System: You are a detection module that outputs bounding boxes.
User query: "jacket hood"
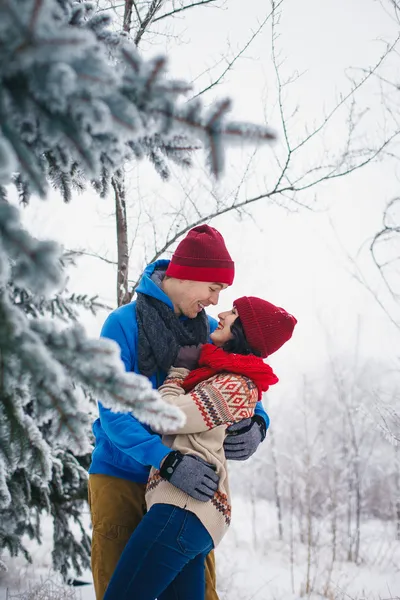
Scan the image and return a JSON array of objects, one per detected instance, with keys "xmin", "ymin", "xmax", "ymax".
[{"xmin": 136, "ymin": 260, "xmax": 173, "ymax": 310}]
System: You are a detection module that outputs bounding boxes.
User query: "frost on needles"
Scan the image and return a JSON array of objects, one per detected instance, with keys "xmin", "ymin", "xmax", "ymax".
[{"xmin": 0, "ymin": 0, "xmax": 274, "ymax": 199}]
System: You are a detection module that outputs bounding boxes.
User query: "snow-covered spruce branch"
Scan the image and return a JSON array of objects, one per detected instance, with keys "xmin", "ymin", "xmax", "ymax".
[
  {"xmin": 0, "ymin": 203, "xmax": 110, "ymax": 318},
  {"xmin": 0, "ymin": 0, "xmax": 274, "ymax": 200},
  {"xmin": 0, "ymin": 203, "xmax": 63, "ymax": 294},
  {"xmin": 9, "ymin": 285, "xmax": 110, "ymax": 321},
  {"xmin": 0, "ymin": 290, "xmax": 184, "ymax": 457},
  {"xmin": 30, "ymin": 320, "xmax": 186, "ymax": 431},
  {"xmin": 0, "ymin": 206, "xmax": 184, "ymax": 491}
]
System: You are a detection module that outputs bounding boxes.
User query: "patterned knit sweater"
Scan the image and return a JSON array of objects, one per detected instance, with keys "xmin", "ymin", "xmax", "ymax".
[{"xmin": 146, "ymin": 366, "xmax": 258, "ymax": 547}]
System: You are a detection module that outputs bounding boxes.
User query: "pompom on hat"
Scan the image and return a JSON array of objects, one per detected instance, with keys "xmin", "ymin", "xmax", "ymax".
[
  {"xmin": 234, "ymin": 296, "xmax": 297, "ymax": 358},
  {"xmin": 165, "ymin": 225, "xmax": 234, "ymax": 286}
]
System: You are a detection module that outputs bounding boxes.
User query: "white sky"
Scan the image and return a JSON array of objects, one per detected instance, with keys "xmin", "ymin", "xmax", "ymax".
[{"xmin": 20, "ymin": 0, "xmax": 400, "ymax": 398}]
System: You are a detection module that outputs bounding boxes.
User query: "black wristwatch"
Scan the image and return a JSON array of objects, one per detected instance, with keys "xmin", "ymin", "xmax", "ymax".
[{"xmin": 159, "ymin": 451, "xmax": 183, "ymax": 480}]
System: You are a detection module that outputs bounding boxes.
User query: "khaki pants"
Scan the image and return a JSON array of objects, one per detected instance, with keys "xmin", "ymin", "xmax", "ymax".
[{"xmin": 88, "ymin": 474, "xmax": 219, "ymax": 600}]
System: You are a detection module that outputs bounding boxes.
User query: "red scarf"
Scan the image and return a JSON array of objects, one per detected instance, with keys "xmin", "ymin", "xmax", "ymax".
[{"xmin": 182, "ymin": 344, "xmax": 279, "ymax": 400}]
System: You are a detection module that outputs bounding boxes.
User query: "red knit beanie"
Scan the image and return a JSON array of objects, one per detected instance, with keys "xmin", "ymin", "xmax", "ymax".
[
  {"xmin": 165, "ymin": 225, "xmax": 235, "ymax": 285},
  {"xmin": 234, "ymin": 296, "xmax": 297, "ymax": 358}
]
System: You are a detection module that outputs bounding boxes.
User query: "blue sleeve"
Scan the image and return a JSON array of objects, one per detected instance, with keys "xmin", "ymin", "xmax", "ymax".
[
  {"xmin": 99, "ymin": 309, "xmax": 172, "ymax": 469},
  {"xmin": 207, "ymin": 315, "xmax": 218, "ymax": 336},
  {"xmin": 255, "ymin": 400, "xmax": 270, "ymax": 431},
  {"xmin": 101, "ymin": 310, "xmax": 134, "ymax": 372},
  {"xmin": 98, "ymin": 403, "xmax": 172, "ymax": 469}
]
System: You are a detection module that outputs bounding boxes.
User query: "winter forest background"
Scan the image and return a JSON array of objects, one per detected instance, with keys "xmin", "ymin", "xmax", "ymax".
[{"xmin": 1, "ymin": 0, "xmax": 400, "ymax": 598}]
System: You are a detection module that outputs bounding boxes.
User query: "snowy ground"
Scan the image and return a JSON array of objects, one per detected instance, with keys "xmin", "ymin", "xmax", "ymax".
[
  {"xmin": 217, "ymin": 498, "xmax": 400, "ymax": 600},
  {"xmin": 1, "ymin": 498, "xmax": 399, "ymax": 600}
]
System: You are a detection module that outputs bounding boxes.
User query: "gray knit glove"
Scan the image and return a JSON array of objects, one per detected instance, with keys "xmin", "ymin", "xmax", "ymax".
[
  {"xmin": 175, "ymin": 345, "xmax": 202, "ymax": 370},
  {"xmin": 160, "ymin": 451, "xmax": 219, "ymax": 502},
  {"xmin": 224, "ymin": 416, "xmax": 267, "ymax": 461}
]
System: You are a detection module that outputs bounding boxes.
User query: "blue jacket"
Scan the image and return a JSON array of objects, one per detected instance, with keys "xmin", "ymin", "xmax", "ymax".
[{"xmin": 89, "ymin": 259, "xmax": 270, "ymax": 483}]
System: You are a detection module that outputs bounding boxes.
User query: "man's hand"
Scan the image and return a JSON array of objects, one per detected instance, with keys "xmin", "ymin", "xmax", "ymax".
[
  {"xmin": 175, "ymin": 345, "xmax": 202, "ymax": 370},
  {"xmin": 160, "ymin": 451, "xmax": 219, "ymax": 502},
  {"xmin": 224, "ymin": 416, "xmax": 267, "ymax": 461}
]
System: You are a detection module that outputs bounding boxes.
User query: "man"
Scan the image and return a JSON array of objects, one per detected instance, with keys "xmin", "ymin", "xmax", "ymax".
[{"xmin": 88, "ymin": 225, "xmax": 269, "ymax": 600}]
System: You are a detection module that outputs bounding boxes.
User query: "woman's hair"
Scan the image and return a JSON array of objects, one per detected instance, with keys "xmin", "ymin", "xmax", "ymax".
[{"xmin": 222, "ymin": 317, "xmax": 261, "ymax": 357}]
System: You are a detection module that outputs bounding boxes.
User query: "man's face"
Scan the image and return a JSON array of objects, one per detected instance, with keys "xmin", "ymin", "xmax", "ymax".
[{"xmin": 176, "ymin": 280, "xmax": 228, "ymax": 318}]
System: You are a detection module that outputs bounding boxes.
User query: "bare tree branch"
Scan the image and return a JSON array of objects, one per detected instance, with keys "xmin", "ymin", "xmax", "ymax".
[
  {"xmin": 134, "ymin": 0, "xmax": 164, "ymax": 45},
  {"xmin": 370, "ymin": 197, "xmax": 400, "ymax": 301},
  {"xmin": 127, "ymin": 179, "xmax": 308, "ymax": 295},
  {"xmin": 295, "ymin": 35, "xmax": 400, "ymax": 155},
  {"xmin": 132, "ymin": 0, "xmax": 142, "ymax": 25},
  {"xmin": 71, "ymin": 250, "xmax": 118, "ymax": 266},
  {"xmin": 191, "ymin": 2, "xmax": 282, "ymax": 100},
  {"xmin": 153, "ymin": 0, "xmax": 221, "ymax": 23},
  {"xmin": 123, "ymin": 0, "xmax": 134, "ymax": 32},
  {"xmin": 328, "ymin": 216, "xmax": 400, "ymax": 331},
  {"xmin": 270, "ymin": 0, "xmax": 291, "ymax": 190}
]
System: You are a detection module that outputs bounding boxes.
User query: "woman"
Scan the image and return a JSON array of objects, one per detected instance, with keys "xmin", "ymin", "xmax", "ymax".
[{"xmin": 104, "ymin": 296, "xmax": 297, "ymax": 600}]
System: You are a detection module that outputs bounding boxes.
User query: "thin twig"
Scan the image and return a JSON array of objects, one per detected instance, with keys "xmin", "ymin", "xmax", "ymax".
[
  {"xmin": 71, "ymin": 249, "xmax": 117, "ymax": 266},
  {"xmin": 191, "ymin": 2, "xmax": 282, "ymax": 99},
  {"xmin": 134, "ymin": 0, "xmax": 164, "ymax": 46},
  {"xmin": 153, "ymin": 0, "xmax": 220, "ymax": 23}
]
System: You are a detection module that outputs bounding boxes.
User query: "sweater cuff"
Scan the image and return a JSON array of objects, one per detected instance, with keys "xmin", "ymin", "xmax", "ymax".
[{"xmin": 165, "ymin": 367, "xmax": 190, "ymax": 386}]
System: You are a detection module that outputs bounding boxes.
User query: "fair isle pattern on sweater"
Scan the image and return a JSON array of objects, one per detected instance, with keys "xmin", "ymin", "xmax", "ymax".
[
  {"xmin": 211, "ymin": 490, "xmax": 231, "ymax": 526},
  {"xmin": 146, "ymin": 471, "xmax": 162, "ymax": 493},
  {"xmin": 192, "ymin": 373, "xmax": 258, "ymax": 428},
  {"xmin": 146, "ymin": 473, "xmax": 232, "ymax": 527}
]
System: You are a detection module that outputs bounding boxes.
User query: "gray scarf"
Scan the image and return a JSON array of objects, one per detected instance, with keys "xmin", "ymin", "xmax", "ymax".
[{"xmin": 136, "ymin": 273, "xmax": 209, "ymax": 377}]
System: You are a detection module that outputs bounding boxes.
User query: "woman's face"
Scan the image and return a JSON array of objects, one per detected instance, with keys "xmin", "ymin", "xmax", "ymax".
[{"xmin": 210, "ymin": 307, "xmax": 239, "ymax": 347}]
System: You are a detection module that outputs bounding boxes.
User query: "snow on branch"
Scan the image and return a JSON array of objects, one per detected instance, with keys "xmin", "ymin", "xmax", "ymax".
[
  {"xmin": 0, "ymin": 287, "xmax": 184, "ymax": 466},
  {"xmin": 30, "ymin": 320, "xmax": 186, "ymax": 431},
  {"xmin": 0, "ymin": 0, "xmax": 275, "ymax": 200},
  {"xmin": 0, "ymin": 202, "xmax": 63, "ymax": 294}
]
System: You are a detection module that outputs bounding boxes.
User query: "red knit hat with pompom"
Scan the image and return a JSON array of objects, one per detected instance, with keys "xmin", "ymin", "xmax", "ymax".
[
  {"xmin": 166, "ymin": 225, "xmax": 234, "ymax": 285},
  {"xmin": 234, "ymin": 296, "xmax": 297, "ymax": 358}
]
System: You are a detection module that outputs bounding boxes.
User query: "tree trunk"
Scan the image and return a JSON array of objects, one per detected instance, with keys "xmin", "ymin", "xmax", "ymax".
[
  {"xmin": 112, "ymin": 173, "xmax": 131, "ymax": 307},
  {"xmin": 395, "ymin": 446, "xmax": 400, "ymax": 541},
  {"xmin": 250, "ymin": 487, "xmax": 258, "ymax": 550},
  {"xmin": 354, "ymin": 457, "xmax": 361, "ymax": 564},
  {"xmin": 289, "ymin": 467, "xmax": 295, "ymax": 594},
  {"xmin": 123, "ymin": 0, "xmax": 134, "ymax": 32},
  {"xmin": 270, "ymin": 428, "xmax": 284, "ymax": 540},
  {"xmin": 347, "ymin": 469, "xmax": 353, "ymax": 561},
  {"xmin": 323, "ymin": 475, "xmax": 337, "ymax": 597},
  {"xmin": 304, "ymin": 471, "xmax": 312, "ymax": 595},
  {"xmin": 110, "ymin": 0, "xmax": 137, "ymax": 308}
]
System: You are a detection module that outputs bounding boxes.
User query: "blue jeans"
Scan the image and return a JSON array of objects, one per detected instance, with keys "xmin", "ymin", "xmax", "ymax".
[{"xmin": 103, "ymin": 503, "xmax": 214, "ymax": 600}]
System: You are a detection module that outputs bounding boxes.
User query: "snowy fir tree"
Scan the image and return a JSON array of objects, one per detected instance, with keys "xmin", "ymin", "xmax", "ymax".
[
  {"xmin": 0, "ymin": 198, "xmax": 188, "ymax": 574},
  {"xmin": 0, "ymin": 0, "xmax": 274, "ymax": 576},
  {"xmin": 0, "ymin": 258, "xmax": 108, "ymax": 577}
]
